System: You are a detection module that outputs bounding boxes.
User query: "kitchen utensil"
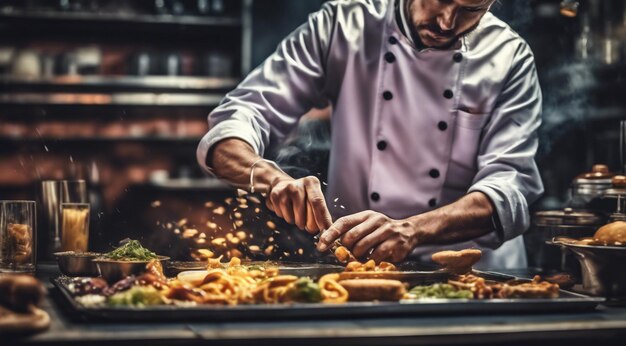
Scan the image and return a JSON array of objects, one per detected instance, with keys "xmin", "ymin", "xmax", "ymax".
[{"xmin": 54, "ymin": 251, "xmax": 101, "ymax": 277}]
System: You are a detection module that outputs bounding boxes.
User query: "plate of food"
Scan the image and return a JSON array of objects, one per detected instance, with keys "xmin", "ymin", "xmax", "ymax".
[{"xmin": 51, "ymin": 249, "xmax": 604, "ymax": 322}]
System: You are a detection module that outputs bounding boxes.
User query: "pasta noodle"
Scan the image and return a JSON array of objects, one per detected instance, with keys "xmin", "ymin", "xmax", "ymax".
[{"xmin": 167, "ymin": 258, "xmax": 346, "ymax": 305}]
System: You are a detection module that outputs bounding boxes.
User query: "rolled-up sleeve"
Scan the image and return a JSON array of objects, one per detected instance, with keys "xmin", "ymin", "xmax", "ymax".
[
  {"xmin": 196, "ymin": 3, "xmax": 336, "ymax": 173},
  {"xmin": 468, "ymin": 43, "xmax": 544, "ymax": 248}
]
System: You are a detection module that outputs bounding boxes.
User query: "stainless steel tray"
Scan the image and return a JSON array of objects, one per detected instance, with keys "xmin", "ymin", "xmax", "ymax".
[{"xmin": 51, "ymin": 267, "xmax": 604, "ymax": 322}]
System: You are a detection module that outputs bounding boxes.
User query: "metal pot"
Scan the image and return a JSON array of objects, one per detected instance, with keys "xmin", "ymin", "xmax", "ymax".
[
  {"xmin": 527, "ymin": 208, "xmax": 605, "ymax": 273},
  {"xmin": 552, "ymin": 237, "xmax": 626, "ymax": 300},
  {"xmin": 570, "ymin": 164, "xmax": 614, "ymax": 209}
]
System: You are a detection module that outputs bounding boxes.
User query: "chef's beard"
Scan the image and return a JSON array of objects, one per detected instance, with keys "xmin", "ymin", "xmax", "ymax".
[{"xmin": 412, "ymin": 21, "xmax": 481, "ymax": 50}]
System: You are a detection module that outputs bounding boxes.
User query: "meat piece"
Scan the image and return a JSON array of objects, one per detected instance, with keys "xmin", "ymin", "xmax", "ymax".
[
  {"xmin": 339, "ymin": 279, "xmax": 406, "ymax": 301},
  {"xmin": 432, "ymin": 249, "xmax": 482, "ymax": 274},
  {"xmin": 0, "ymin": 275, "xmax": 45, "ymax": 312},
  {"xmin": 594, "ymin": 221, "xmax": 626, "ymax": 245}
]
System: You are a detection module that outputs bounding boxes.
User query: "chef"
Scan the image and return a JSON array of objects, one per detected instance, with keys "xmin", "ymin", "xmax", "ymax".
[{"xmin": 197, "ymin": 0, "xmax": 543, "ymax": 269}]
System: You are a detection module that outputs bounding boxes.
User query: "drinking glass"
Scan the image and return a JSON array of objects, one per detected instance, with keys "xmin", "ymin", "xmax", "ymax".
[{"xmin": 0, "ymin": 200, "xmax": 36, "ymax": 273}]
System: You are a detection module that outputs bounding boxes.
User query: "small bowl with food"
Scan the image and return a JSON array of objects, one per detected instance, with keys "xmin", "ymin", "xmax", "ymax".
[
  {"xmin": 93, "ymin": 240, "xmax": 169, "ymax": 283},
  {"xmin": 54, "ymin": 251, "xmax": 101, "ymax": 277},
  {"xmin": 551, "ymin": 221, "xmax": 626, "ymax": 299}
]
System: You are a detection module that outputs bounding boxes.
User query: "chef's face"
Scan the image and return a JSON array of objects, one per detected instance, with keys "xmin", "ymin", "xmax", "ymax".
[{"xmin": 408, "ymin": 0, "xmax": 494, "ymax": 48}]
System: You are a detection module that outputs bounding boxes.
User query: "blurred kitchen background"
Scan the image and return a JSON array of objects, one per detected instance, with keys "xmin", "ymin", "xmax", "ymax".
[{"xmin": 1, "ymin": 0, "xmax": 625, "ymax": 266}]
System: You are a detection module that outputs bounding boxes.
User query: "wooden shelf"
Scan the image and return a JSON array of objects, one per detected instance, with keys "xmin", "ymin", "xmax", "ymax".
[
  {"xmin": 0, "ymin": 10, "xmax": 242, "ymax": 28},
  {"xmin": 0, "ymin": 92, "xmax": 223, "ymax": 107},
  {"xmin": 0, "ymin": 76, "xmax": 240, "ymax": 92}
]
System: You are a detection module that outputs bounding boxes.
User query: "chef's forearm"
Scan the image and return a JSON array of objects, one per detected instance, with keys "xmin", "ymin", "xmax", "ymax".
[
  {"xmin": 408, "ymin": 192, "xmax": 495, "ymax": 245},
  {"xmin": 210, "ymin": 138, "xmax": 291, "ymax": 192}
]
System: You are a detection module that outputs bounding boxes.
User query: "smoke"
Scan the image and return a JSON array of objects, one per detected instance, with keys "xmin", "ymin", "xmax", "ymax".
[
  {"xmin": 271, "ymin": 117, "xmax": 331, "ymax": 181},
  {"xmin": 537, "ymin": 61, "xmax": 597, "ymax": 158}
]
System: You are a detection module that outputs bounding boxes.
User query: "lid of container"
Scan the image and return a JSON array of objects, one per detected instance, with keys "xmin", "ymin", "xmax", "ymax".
[
  {"xmin": 533, "ymin": 208, "xmax": 605, "ymax": 226},
  {"xmin": 574, "ymin": 164, "xmax": 615, "ymax": 181}
]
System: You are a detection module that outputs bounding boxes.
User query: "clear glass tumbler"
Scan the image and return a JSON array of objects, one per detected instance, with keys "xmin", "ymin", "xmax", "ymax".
[
  {"xmin": 60, "ymin": 203, "xmax": 90, "ymax": 252},
  {"xmin": 0, "ymin": 200, "xmax": 37, "ymax": 273}
]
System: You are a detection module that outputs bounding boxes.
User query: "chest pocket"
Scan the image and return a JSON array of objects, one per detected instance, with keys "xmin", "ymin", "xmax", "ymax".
[{"xmin": 447, "ymin": 110, "xmax": 490, "ymax": 189}]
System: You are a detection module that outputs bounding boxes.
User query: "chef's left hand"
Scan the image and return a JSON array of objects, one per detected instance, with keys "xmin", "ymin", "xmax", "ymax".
[{"xmin": 316, "ymin": 210, "xmax": 418, "ymax": 263}]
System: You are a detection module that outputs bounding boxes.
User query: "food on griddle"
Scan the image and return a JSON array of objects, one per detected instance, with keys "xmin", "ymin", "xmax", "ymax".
[
  {"xmin": 404, "ymin": 283, "xmax": 473, "ymax": 300},
  {"xmin": 338, "ymin": 279, "xmax": 406, "ymax": 301},
  {"xmin": 334, "ymin": 246, "xmax": 354, "ymax": 263},
  {"xmin": 497, "ymin": 276, "xmax": 560, "ymax": 299},
  {"xmin": 593, "ymin": 221, "xmax": 626, "ymax": 246},
  {"xmin": 0, "ymin": 275, "xmax": 45, "ymax": 312},
  {"xmin": 103, "ymin": 240, "xmax": 158, "ymax": 261},
  {"xmin": 344, "ymin": 260, "xmax": 397, "ymax": 272},
  {"xmin": 108, "ymin": 286, "xmax": 165, "ymax": 307},
  {"xmin": 431, "ymin": 249, "xmax": 482, "ymax": 274},
  {"xmin": 68, "ymin": 278, "xmax": 108, "ymax": 296},
  {"xmin": 448, "ymin": 274, "xmax": 560, "ymax": 299}
]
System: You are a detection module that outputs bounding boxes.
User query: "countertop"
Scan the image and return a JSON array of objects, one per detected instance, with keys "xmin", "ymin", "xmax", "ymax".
[{"xmin": 9, "ymin": 264, "xmax": 626, "ymax": 346}]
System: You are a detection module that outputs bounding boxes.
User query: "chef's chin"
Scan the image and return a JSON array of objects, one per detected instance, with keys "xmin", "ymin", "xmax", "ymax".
[{"xmin": 418, "ymin": 31, "xmax": 455, "ymax": 49}]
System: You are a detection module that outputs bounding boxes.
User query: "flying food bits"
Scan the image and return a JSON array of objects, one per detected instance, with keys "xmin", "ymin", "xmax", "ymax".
[
  {"xmin": 248, "ymin": 245, "xmax": 261, "ymax": 253},
  {"xmin": 191, "ymin": 249, "xmax": 214, "ymax": 261},
  {"xmin": 264, "ymin": 245, "xmax": 274, "ymax": 256},
  {"xmin": 204, "ymin": 201, "xmax": 215, "ymax": 208},
  {"xmin": 297, "ymin": 248, "xmax": 304, "ymax": 255},
  {"xmin": 234, "ymin": 212, "xmax": 242, "ymax": 219},
  {"xmin": 234, "ymin": 220, "xmax": 244, "ymax": 228},
  {"xmin": 266, "ymin": 221, "xmax": 276, "ymax": 230},
  {"xmin": 206, "ymin": 222, "xmax": 217, "ymax": 229},
  {"xmin": 236, "ymin": 231, "xmax": 247, "ymax": 240},
  {"xmin": 212, "ymin": 206, "xmax": 226, "ymax": 215},
  {"xmin": 177, "ymin": 218, "xmax": 188, "ymax": 227},
  {"xmin": 182, "ymin": 228, "xmax": 198, "ymax": 239},
  {"xmin": 254, "ymin": 208, "xmax": 261, "ymax": 214},
  {"xmin": 229, "ymin": 249, "xmax": 243, "ymax": 259},
  {"xmin": 211, "ymin": 238, "xmax": 226, "ymax": 247},
  {"xmin": 196, "ymin": 238, "xmax": 207, "ymax": 245},
  {"xmin": 150, "ymin": 200, "xmax": 161, "ymax": 208},
  {"xmin": 224, "ymin": 198, "xmax": 234, "ymax": 205},
  {"xmin": 248, "ymin": 196, "xmax": 261, "ymax": 204}
]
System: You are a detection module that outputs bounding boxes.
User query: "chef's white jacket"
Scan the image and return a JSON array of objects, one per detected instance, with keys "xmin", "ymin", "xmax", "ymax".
[{"xmin": 197, "ymin": 0, "xmax": 544, "ymax": 269}]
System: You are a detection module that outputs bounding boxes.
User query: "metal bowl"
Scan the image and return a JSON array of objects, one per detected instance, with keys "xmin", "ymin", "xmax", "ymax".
[
  {"xmin": 53, "ymin": 251, "xmax": 101, "ymax": 277},
  {"xmin": 551, "ymin": 237, "xmax": 626, "ymax": 299},
  {"xmin": 93, "ymin": 256, "xmax": 170, "ymax": 283}
]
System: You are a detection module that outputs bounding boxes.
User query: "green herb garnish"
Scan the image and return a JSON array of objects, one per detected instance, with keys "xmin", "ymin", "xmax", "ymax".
[
  {"xmin": 104, "ymin": 240, "xmax": 158, "ymax": 261},
  {"xmin": 406, "ymin": 283, "xmax": 473, "ymax": 299},
  {"xmin": 289, "ymin": 277, "xmax": 322, "ymax": 303}
]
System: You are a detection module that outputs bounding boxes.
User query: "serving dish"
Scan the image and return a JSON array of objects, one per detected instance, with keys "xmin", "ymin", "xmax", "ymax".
[
  {"xmin": 51, "ymin": 267, "xmax": 604, "ymax": 322},
  {"xmin": 93, "ymin": 256, "xmax": 170, "ymax": 283},
  {"xmin": 53, "ymin": 251, "xmax": 101, "ymax": 277}
]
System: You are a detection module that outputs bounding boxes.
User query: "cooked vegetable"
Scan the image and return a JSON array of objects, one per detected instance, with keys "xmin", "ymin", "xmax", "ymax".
[
  {"xmin": 405, "ymin": 283, "xmax": 473, "ymax": 299},
  {"xmin": 104, "ymin": 240, "xmax": 157, "ymax": 261},
  {"xmin": 289, "ymin": 277, "xmax": 322, "ymax": 303},
  {"xmin": 107, "ymin": 286, "xmax": 165, "ymax": 307}
]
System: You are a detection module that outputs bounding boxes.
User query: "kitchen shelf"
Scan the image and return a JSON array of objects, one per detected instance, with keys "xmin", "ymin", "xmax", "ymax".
[
  {"xmin": 0, "ymin": 92, "xmax": 223, "ymax": 107},
  {"xmin": 0, "ymin": 10, "xmax": 242, "ymax": 28},
  {"xmin": 0, "ymin": 136, "xmax": 202, "ymax": 143},
  {"xmin": 0, "ymin": 76, "xmax": 240, "ymax": 92}
]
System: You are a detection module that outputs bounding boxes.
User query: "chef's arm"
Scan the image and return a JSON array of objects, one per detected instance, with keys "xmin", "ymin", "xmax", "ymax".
[
  {"xmin": 208, "ymin": 138, "xmax": 291, "ymax": 193},
  {"xmin": 408, "ymin": 191, "xmax": 496, "ymax": 246},
  {"xmin": 463, "ymin": 42, "xmax": 544, "ymax": 248},
  {"xmin": 196, "ymin": 3, "xmax": 336, "ymax": 175}
]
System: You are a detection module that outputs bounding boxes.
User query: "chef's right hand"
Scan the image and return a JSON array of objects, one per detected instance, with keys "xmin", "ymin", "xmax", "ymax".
[{"xmin": 266, "ymin": 175, "xmax": 333, "ymax": 234}]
